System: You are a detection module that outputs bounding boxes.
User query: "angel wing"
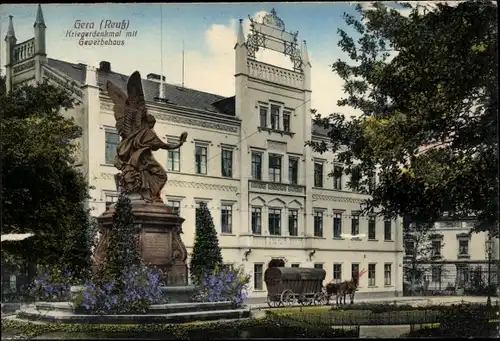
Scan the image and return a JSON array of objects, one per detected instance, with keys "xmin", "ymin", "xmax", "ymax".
[
  {"xmin": 106, "ymin": 80, "xmax": 127, "ymax": 137},
  {"xmin": 105, "ymin": 71, "xmax": 147, "ymax": 138},
  {"xmin": 124, "ymin": 71, "xmax": 147, "ymax": 135}
]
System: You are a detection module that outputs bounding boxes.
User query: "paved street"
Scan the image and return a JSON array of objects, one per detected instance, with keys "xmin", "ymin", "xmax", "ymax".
[{"xmin": 246, "ymin": 295, "xmax": 499, "ymax": 309}]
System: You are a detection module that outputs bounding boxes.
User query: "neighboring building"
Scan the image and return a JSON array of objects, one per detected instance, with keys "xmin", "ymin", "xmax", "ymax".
[
  {"xmin": 404, "ymin": 215, "xmax": 499, "ymax": 295},
  {"xmin": 4, "ymin": 6, "xmax": 404, "ymax": 298}
]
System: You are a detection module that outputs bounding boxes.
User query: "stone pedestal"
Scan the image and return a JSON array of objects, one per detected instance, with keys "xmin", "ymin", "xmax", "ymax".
[{"xmin": 93, "ymin": 199, "xmax": 188, "ymax": 286}]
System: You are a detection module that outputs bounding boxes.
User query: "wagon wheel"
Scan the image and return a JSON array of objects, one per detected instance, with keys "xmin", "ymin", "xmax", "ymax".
[
  {"xmin": 313, "ymin": 292, "xmax": 327, "ymax": 306},
  {"xmin": 299, "ymin": 294, "xmax": 309, "ymax": 306},
  {"xmin": 280, "ymin": 289, "xmax": 294, "ymax": 307},
  {"xmin": 266, "ymin": 294, "xmax": 280, "ymax": 308}
]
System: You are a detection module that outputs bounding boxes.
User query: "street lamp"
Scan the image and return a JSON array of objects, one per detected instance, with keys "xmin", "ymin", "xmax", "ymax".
[{"xmin": 485, "ymin": 234, "xmax": 494, "ymax": 307}]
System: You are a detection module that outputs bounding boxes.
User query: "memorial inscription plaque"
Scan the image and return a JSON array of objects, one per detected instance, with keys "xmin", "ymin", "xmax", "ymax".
[{"xmin": 141, "ymin": 232, "xmax": 169, "ymax": 264}]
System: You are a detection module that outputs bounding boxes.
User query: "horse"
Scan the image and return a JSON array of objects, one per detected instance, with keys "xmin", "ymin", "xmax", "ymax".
[{"xmin": 325, "ymin": 276, "xmax": 359, "ymax": 306}]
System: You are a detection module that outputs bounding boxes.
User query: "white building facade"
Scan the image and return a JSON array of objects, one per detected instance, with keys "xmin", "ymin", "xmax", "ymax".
[
  {"xmin": 404, "ymin": 216, "xmax": 499, "ymax": 294},
  {"xmin": 5, "ymin": 6, "xmax": 404, "ymax": 299}
]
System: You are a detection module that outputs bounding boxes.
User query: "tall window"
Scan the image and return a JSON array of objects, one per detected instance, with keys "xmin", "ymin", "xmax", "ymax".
[
  {"xmin": 254, "ymin": 264, "xmax": 263, "ymax": 290},
  {"xmin": 351, "ymin": 264, "xmax": 360, "ymax": 281},
  {"xmin": 351, "ymin": 215, "xmax": 359, "ymax": 235},
  {"xmin": 314, "ymin": 162, "xmax": 323, "ymax": 188},
  {"xmin": 169, "ymin": 200, "xmax": 181, "ymax": 215},
  {"xmin": 283, "ymin": 111, "xmax": 291, "ymax": 132},
  {"xmin": 384, "ymin": 218, "xmax": 392, "ymax": 241},
  {"xmin": 405, "ymin": 240, "xmax": 415, "ymax": 257},
  {"xmin": 384, "ymin": 264, "xmax": 392, "ymax": 285},
  {"xmin": 333, "ymin": 166, "xmax": 343, "ymax": 190},
  {"xmin": 221, "ymin": 149, "xmax": 233, "ymax": 177},
  {"xmin": 105, "ymin": 194, "xmax": 118, "ymax": 210},
  {"xmin": 288, "ymin": 209, "xmax": 298, "ymax": 236},
  {"xmin": 350, "ymin": 168, "xmax": 361, "ymax": 192},
  {"xmin": 195, "ymin": 201, "xmax": 208, "ymax": 217},
  {"xmin": 368, "ymin": 216, "xmax": 376, "ymax": 240},
  {"xmin": 105, "ymin": 131, "xmax": 120, "ymax": 164},
  {"xmin": 270, "ymin": 104, "xmax": 280, "ymax": 130},
  {"xmin": 314, "ymin": 211, "xmax": 323, "ymax": 237},
  {"xmin": 268, "ymin": 208, "xmax": 281, "ymax": 235},
  {"xmin": 269, "ymin": 155, "xmax": 282, "ymax": 182},
  {"xmin": 431, "ymin": 266, "xmax": 442, "ymax": 282},
  {"xmin": 314, "ymin": 263, "xmax": 323, "ymax": 269},
  {"xmin": 333, "ymin": 264, "xmax": 342, "ymax": 283},
  {"xmin": 368, "ymin": 171, "xmax": 376, "ymax": 193},
  {"xmin": 251, "ymin": 152, "xmax": 262, "ymax": 180},
  {"xmin": 459, "ymin": 239, "xmax": 469, "ymax": 256},
  {"xmin": 259, "ymin": 107, "xmax": 268, "ymax": 128},
  {"xmin": 167, "ymin": 138, "xmax": 180, "ymax": 171},
  {"xmin": 251, "ymin": 207, "xmax": 262, "ymax": 235},
  {"xmin": 221, "ymin": 205, "xmax": 233, "ymax": 233},
  {"xmin": 368, "ymin": 263, "xmax": 376, "ymax": 286},
  {"xmin": 288, "ymin": 157, "xmax": 299, "ymax": 184},
  {"xmin": 195, "ymin": 145, "xmax": 207, "ymax": 174},
  {"xmin": 333, "ymin": 212, "xmax": 342, "ymax": 238},
  {"xmin": 432, "ymin": 240, "xmax": 442, "ymax": 257}
]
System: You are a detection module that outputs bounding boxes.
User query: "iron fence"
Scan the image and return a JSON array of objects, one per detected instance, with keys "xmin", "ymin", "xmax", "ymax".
[
  {"xmin": 1, "ymin": 262, "xmax": 36, "ymax": 303},
  {"xmin": 270, "ymin": 308, "xmax": 498, "ymax": 326},
  {"xmin": 403, "ymin": 260, "xmax": 499, "ymax": 296}
]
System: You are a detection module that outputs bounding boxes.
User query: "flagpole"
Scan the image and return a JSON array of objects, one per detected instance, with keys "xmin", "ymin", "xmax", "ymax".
[
  {"xmin": 182, "ymin": 40, "xmax": 185, "ymax": 88},
  {"xmin": 159, "ymin": 4, "xmax": 164, "ymax": 98}
]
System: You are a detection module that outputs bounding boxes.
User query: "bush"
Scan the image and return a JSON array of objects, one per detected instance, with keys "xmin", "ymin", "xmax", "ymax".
[
  {"xmin": 29, "ymin": 265, "xmax": 76, "ymax": 302},
  {"xmin": 194, "ymin": 265, "xmax": 251, "ymax": 307},
  {"xmin": 438, "ymin": 303, "xmax": 492, "ymax": 337},
  {"xmin": 190, "ymin": 202, "xmax": 223, "ymax": 285},
  {"xmin": 405, "ymin": 322, "xmax": 499, "ymax": 338},
  {"xmin": 72, "ymin": 264, "xmax": 167, "ymax": 314},
  {"xmin": 103, "ymin": 194, "xmax": 141, "ymax": 283}
]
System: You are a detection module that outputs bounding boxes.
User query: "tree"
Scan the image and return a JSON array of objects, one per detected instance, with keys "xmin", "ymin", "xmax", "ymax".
[
  {"xmin": 190, "ymin": 202, "xmax": 223, "ymax": 284},
  {"xmin": 103, "ymin": 193, "xmax": 141, "ymax": 282},
  {"xmin": 403, "ymin": 222, "xmax": 445, "ymax": 295},
  {"xmin": 0, "ymin": 75, "xmax": 6, "ymax": 95},
  {"xmin": 0, "ymin": 81, "xmax": 93, "ymax": 279},
  {"xmin": 308, "ymin": 0, "xmax": 498, "ymax": 235}
]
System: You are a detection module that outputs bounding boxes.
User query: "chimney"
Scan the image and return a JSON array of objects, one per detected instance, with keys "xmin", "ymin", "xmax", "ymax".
[
  {"xmin": 146, "ymin": 73, "xmax": 166, "ymax": 82},
  {"xmin": 99, "ymin": 61, "xmax": 111, "ymax": 72}
]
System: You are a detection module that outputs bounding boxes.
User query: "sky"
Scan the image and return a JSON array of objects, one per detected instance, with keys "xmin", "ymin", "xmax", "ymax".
[{"xmin": 0, "ymin": 2, "xmax": 462, "ymax": 117}]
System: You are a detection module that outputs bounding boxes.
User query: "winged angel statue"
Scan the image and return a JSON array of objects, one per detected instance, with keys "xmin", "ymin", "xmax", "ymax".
[{"xmin": 106, "ymin": 71, "xmax": 187, "ymax": 203}]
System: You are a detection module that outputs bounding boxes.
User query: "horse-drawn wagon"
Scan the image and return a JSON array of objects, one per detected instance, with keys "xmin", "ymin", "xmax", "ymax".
[{"xmin": 264, "ymin": 267, "xmax": 328, "ymax": 307}]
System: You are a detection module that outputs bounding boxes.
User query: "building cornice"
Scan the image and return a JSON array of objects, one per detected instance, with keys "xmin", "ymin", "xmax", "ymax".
[
  {"xmin": 100, "ymin": 97, "xmax": 240, "ymax": 134},
  {"xmin": 41, "ymin": 65, "xmax": 84, "ymax": 98}
]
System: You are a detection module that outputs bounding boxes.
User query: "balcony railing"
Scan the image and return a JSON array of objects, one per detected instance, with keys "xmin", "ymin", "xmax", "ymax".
[
  {"xmin": 247, "ymin": 60, "xmax": 304, "ymax": 89},
  {"xmin": 239, "ymin": 234, "xmax": 313, "ymax": 249},
  {"xmin": 13, "ymin": 38, "xmax": 35, "ymax": 64},
  {"xmin": 249, "ymin": 180, "xmax": 305, "ymax": 195}
]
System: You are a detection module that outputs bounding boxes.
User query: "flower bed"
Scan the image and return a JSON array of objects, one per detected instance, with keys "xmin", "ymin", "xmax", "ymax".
[
  {"xmin": 29, "ymin": 264, "xmax": 167, "ymax": 314},
  {"xmin": 193, "ymin": 265, "xmax": 250, "ymax": 307}
]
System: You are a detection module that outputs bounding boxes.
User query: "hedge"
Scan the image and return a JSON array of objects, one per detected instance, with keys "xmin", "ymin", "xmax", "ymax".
[
  {"xmin": 1, "ymin": 315, "xmax": 357, "ymax": 339},
  {"xmin": 268, "ymin": 302, "xmax": 499, "ymax": 337}
]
